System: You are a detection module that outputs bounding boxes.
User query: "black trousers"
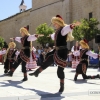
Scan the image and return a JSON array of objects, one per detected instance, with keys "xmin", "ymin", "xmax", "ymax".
[
  {"xmin": 41, "ymin": 53, "xmax": 65, "ymax": 79},
  {"xmin": 4, "ymin": 59, "xmax": 13, "ymax": 70},
  {"xmin": 12, "ymin": 57, "xmax": 27, "ymax": 73}
]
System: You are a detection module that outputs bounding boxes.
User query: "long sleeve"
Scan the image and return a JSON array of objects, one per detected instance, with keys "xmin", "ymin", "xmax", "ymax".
[
  {"xmin": 15, "ymin": 37, "xmax": 21, "ymax": 43},
  {"xmin": 86, "ymin": 50, "xmax": 98, "ymax": 59},
  {"xmin": 27, "ymin": 35, "xmax": 37, "ymax": 41},
  {"xmin": 71, "ymin": 46, "xmax": 74, "ymax": 52},
  {"xmin": 51, "ymin": 33, "xmax": 55, "ymax": 40},
  {"xmin": 73, "ymin": 51, "xmax": 80, "ymax": 56},
  {"xmin": 0, "ymin": 50, "xmax": 6, "ymax": 55},
  {"xmin": 61, "ymin": 25, "xmax": 73, "ymax": 36}
]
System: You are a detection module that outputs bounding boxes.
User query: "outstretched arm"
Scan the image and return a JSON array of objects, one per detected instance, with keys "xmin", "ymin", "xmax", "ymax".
[
  {"xmin": 86, "ymin": 50, "xmax": 99, "ymax": 59},
  {"xmin": 61, "ymin": 22, "xmax": 80, "ymax": 36},
  {"xmin": 61, "ymin": 25, "xmax": 73, "ymax": 36},
  {"xmin": 10, "ymin": 37, "xmax": 21, "ymax": 43},
  {"xmin": 27, "ymin": 34, "xmax": 38, "ymax": 41}
]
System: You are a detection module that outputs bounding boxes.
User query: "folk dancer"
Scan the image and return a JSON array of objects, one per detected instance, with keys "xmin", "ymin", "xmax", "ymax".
[
  {"xmin": 29, "ymin": 15, "xmax": 79, "ymax": 92},
  {"xmin": 0, "ymin": 42, "xmax": 19, "ymax": 74},
  {"xmin": 7, "ymin": 26, "xmax": 38, "ymax": 81},
  {"xmin": 74, "ymin": 39, "xmax": 100, "ymax": 81}
]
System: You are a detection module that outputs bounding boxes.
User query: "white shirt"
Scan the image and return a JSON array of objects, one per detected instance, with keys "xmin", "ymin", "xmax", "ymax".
[
  {"xmin": 15, "ymin": 35, "xmax": 37, "ymax": 43},
  {"xmin": 51, "ymin": 25, "xmax": 72, "ymax": 40}
]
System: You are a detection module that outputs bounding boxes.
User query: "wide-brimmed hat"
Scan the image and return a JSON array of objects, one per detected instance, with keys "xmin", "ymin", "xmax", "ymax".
[
  {"xmin": 51, "ymin": 15, "xmax": 66, "ymax": 27},
  {"xmin": 20, "ymin": 25, "xmax": 30, "ymax": 35},
  {"xmin": 79, "ymin": 39, "xmax": 89, "ymax": 49}
]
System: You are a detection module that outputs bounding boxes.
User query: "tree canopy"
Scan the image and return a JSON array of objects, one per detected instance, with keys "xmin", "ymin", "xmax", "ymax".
[
  {"xmin": 36, "ymin": 23, "xmax": 54, "ymax": 47},
  {"xmin": 72, "ymin": 18, "xmax": 100, "ymax": 42},
  {"xmin": 0, "ymin": 36, "xmax": 4, "ymax": 50}
]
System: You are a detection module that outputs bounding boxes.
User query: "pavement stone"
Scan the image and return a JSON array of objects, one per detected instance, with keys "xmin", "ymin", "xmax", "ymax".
[{"xmin": 0, "ymin": 64, "xmax": 100, "ymax": 100}]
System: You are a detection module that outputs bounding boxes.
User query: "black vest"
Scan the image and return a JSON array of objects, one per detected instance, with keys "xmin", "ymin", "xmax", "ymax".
[
  {"xmin": 81, "ymin": 49, "xmax": 88, "ymax": 59},
  {"xmin": 21, "ymin": 35, "xmax": 30, "ymax": 57},
  {"xmin": 7, "ymin": 49, "xmax": 17, "ymax": 59},
  {"xmin": 54, "ymin": 27, "xmax": 67, "ymax": 46}
]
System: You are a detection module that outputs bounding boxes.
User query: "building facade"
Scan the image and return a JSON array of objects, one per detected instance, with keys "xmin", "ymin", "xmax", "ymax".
[{"xmin": 0, "ymin": 0, "xmax": 100, "ymax": 50}]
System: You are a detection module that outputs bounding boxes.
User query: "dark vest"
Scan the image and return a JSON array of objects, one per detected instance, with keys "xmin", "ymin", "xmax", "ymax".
[
  {"xmin": 54, "ymin": 27, "xmax": 67, "ymax": 47},
  {"xmin": 54, "ymin": 27, "xmax": 68, "ymax": 68},
  {"xmin": 81, "ymin": 49, "xmax": 88, "ymax": 59},
  {"xmin": 21, "ymin": 35, "xmax": 30, "ymax": 57},
  {"xmin": 7, "ymin": 49, "xmax": 17, "ymax": 59}
]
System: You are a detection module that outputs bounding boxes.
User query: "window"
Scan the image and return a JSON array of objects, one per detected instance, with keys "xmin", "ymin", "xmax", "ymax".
[{"xmin": 89, "ymin": 12, "xmax": 93, "ymax": 19}]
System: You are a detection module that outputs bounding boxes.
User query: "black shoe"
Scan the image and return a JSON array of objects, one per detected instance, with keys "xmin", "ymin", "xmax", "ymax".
[
  {"xmin": 59, "ymin": 83, "xmax": 64, "ymax": 93},
  {"xmin": 74, "ymin": 75, "xmax": 77, "ymax": 81},
  {"xmin": 87, "ymin": 76, "xmax": 92, "ymax": 79},
  {"xmin": 96, "ymin": 74, "xmax": 100, "ymax": 79},
  {"xmin": 29, "ymin": 69, "xmax": 40, "ymax": 77},
  {"xmin": 6, "ymin": 71, "xmax": 13, "ymax": 77},
  {"xmin": 4, "ymin": 69, "xmax": 8, "ymax": 74},
  {"xmin": 21, "ymin": 77, "xmax": 28, "ymax": 82}
]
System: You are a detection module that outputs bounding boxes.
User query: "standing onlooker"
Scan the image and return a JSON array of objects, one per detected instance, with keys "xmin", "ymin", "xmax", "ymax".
[{"xmin": 35, "ymin": 50, "xmax": 40, "ymax": 66}]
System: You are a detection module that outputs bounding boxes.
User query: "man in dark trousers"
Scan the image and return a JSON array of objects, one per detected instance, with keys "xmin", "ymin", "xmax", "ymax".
[{"xmin": 29, "ymin": 15, "xmax": 79, "ymax": 92}]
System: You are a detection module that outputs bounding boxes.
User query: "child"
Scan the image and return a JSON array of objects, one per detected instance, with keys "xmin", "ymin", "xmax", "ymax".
[{"xmin": 0, "ymin": 42, "xmax": 19, "ymax": 74}]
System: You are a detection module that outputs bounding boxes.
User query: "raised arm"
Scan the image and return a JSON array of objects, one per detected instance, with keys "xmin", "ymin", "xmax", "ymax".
[
  {"xmin": 15, "ymin": 37, "xmax": 21, "ymax": 43},
  {"xmin": 27, "ymin": 35, "xmax": 38, "ymax": 41},
  {"xmin": 61, "ymin": 25, "xmax": 73, "ymax": 36},
  {"xmin": 86, "ymin": 50, "xmax": 98, "ymax": 59}
]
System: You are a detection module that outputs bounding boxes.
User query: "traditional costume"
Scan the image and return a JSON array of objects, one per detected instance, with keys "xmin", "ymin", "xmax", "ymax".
[
  {"xmin": 71, "ymin": 42, "xmax": 80, "ymax": 68},
  {"xmin": 74, "ymin": 39, "xmax": 100, "ymax": 81},
  {"xmin": 0, "ymin": 42, "xmax": 19, "ymax": 74},
  {"xmin": 29, "ymin": 15, "xmax": 75, "ymax": 92},
  {"xmin": 26, "ymin": 46, "xmax": 37, "ymax": 70},
  {"xmin": 7, "ymin": 26, "xmax": 37, "ymax": 81}
]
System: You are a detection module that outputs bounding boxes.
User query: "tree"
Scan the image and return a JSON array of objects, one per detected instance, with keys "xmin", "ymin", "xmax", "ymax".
[
  {"xmin": 36, "ymin": 23, "xmax": 54, "ymax": 47},
  {"xmin": 0, "ymin": 36, "xmax": 4, "ymax": 50},
  {"xmin": 72, "ymin": 18, "xmax": 100, "ymax": 42}
]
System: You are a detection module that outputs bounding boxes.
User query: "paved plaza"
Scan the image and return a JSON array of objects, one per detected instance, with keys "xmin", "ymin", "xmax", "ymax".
[{"xmin": 0, "ymin": 64, "xmax": 100, "ymax": 100}]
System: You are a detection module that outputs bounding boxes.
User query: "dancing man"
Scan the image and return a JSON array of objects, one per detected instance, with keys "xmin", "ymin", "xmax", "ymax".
[
  {"xmin": 74, "ymin": 39, "xmax": 100, "ymax": 81},
  {"xmin": 8, "ymin": 26, "xmax": 38, "ymax": 81},
  {"xmin": 29, "ymin": 15, "xmax": 79, "ymax": 92}
]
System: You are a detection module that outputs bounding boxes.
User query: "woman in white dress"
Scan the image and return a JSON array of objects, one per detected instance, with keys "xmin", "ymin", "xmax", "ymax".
[{"xmin": 26, "ymin": 46, "xmax": 38, "ymax": 71}]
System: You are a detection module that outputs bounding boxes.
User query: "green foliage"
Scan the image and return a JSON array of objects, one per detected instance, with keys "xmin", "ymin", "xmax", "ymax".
[
  {"xmin": 73, "ymin": 18, "xmax": 100, "ymax": 42},
  {"xmin": 0, "ymin": 36, "xmax": 4, "ymax": 50},
  {"xmin": 36, "ymin": 23, "xmax": 54, "ymax": 46}
]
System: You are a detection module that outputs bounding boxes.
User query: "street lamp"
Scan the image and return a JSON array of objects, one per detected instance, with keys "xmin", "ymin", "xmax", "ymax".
[{"xmin": 19, "ymin": 0, "xmax": 27, "ymax": 12}]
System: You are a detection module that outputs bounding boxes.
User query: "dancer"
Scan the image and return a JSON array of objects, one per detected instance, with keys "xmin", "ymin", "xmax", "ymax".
[
  {"xmin": 26, "ymin": 46, "xmax": 37, "ymax": 71},
  {"xmin": 71, "ymin": 41, "xmax": 80, "ymax": 68},
  {"xmin": 0, "ymin": 42, "xmax": 19, "ymax": 74},
  {"xmin": 8, "ymin": 26, "xmax": 38, "ymax": 81},
  {"xmin": 29, "ymin": 15, "xmax": 79, "ymax": 92},
  {"xmin": 74, "ymin": 39, "xmax": 100, "ymax": 81}
]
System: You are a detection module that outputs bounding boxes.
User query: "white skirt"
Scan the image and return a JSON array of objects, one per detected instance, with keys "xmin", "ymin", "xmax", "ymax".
[
  {"xmin": 26, "ymin": 60, "xmax": 37, "ymax": 69},
  {"xmin": 72, "ymin": 60, "xmax": 79, "ymax": 69}
]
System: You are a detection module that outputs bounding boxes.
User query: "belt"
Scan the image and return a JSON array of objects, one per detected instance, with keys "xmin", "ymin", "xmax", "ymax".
[
  {"xmin": 80, "ymin": 59, "xmax": 88, "ymax": 61},
  {"xmin": 55, "ymin": 46, "xmax": 67, "ymax": 50},
  {"xmin": 22, "ymin": 47, "xmax": 30, "ymax": 49}
]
